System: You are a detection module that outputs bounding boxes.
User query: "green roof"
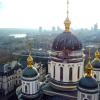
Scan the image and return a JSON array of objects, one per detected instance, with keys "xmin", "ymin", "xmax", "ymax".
[{"xmin": 23, "ymin": 67, "xmax": 38, "ymax": 78}]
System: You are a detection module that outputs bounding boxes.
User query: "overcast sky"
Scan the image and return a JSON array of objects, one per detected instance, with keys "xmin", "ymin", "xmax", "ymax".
[{"xmin": 0, "ymin": 0, "xmax": 100, "ymax": 29}]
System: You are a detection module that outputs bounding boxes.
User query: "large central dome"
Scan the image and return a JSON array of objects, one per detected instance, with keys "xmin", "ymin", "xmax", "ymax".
[{"xmin": 52, "ymin": 31, "xmax": 82, "ymax": 51}]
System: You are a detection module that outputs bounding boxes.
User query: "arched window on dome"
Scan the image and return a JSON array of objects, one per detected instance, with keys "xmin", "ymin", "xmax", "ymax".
[
  {"xmin": 25, "ymin": 85, "xmax": 27, "ymax": 93},
  {"xmin": 60, "ymin": 67, "xmax": 63, "ymax": 81},
  {"xmin": 94, "ymin": 74, "xmax": 96, "ymax": 79},
  {"xmin": 37, "ymin": 83, "xmax": 39, "ymax": 90},
  {"xmin": 69, "ymin": 67, "xmax": 72, "ymax": 81},
  {"xmin": 53, "ymin": 65, "xmax": 55, "ymax": 78},
  {"xmin": 77, "ymin": 66, "xmax": 80, "ymax": 79}
]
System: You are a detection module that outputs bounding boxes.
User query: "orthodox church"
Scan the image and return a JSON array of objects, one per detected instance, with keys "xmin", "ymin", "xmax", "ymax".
[{"xmin": 16, "ymin": 0, "xmax": 100, "ymax": 100}]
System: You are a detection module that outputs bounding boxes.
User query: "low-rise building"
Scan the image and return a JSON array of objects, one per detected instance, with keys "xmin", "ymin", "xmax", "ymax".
[{"xmin": 0, "ymin": 61, "xmax": 22, "ymax": 96}]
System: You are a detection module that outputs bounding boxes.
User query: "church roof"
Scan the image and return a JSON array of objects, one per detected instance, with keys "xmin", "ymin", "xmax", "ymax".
[
  {"xmin": 23, "ymin": 67, "xmax": 38, "ymax": 78},
  {"xmin": 42, "ymin": 83, "xmax": 77, "ymax": 99},
  {"xmin": 52, "ymin": 32, "xmax": 82, "ymax": 51},
  {"xmin": 78, "ymin": 76, "xmax": 98, "ymax": 90}
]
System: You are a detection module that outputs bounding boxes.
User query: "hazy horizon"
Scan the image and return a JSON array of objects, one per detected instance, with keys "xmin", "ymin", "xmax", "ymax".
[{"xmin": 0, "ymin": 0, "xmax": 100, "ymax": 30}]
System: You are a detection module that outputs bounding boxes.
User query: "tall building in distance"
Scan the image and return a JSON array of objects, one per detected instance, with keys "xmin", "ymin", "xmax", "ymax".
[{"xmin": 16, "ymin": 0, "xmax": 100, "ymax": 100}]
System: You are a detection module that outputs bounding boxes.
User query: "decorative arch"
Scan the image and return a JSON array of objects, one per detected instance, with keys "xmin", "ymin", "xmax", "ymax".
[
  {"xmin": 25, "ymin": 85, "xmax": 27, "ymax": 93},
  {"xmin": 37, "ymin": 83, "xmax": 39, "ymax": 90},
  {"xmin": 60, "ymin": 67, "xmax": 63, "ymax": 81},
  {"xmin": 69, "ymin": 67, "xmax": 72, "ymax": 81},
  {"xmin": 94, "ymin": 74, "xmax": 96, "ymax": 79},
  {"xmin": 78, "ymin": 66, "xmax": 80, "ymax": 79},
  {"xmin": 53, "ymin": 65, "xmax": 55, "ymax": 78}
]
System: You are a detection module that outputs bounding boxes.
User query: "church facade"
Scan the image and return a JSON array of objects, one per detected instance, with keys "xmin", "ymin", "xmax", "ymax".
[{"xmin": 16, "ymin": 0, "xmax": 100, "ymax": 100}]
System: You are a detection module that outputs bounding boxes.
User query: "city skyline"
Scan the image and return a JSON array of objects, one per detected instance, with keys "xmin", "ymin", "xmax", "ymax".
[{"xmin": 0, "ymin": 0, "xmax": 100, "ymax": 29}]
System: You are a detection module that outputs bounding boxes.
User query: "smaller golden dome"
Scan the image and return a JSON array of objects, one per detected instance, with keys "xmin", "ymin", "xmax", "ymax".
[
  {"xmin": 85, "ymin": 61, "xmax": 93, "ymax": 77},
  {"xmin": 85, "ymin": 48, "xmax": 93, "ymax": 77},
  {"xmin": 94, "ymin": 48, "xmax": 100, "ymax": 61},
  {"xmin": 64, "ymin": 17, "xmax": 71, "ymax": 32},
  {"xmin": 27, "ymin": 53, "xmax": 33, "ymax": 68}
]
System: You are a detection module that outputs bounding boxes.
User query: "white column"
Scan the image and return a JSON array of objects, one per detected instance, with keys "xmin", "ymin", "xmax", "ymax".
[
  {"xmin": 80, "ymin": 62, "xmax": 84, "ymax": 79},
  {"xmin": 30, "ymin": 82, "xmax": 33, "ymax": 94},
  {"xmin": 48, "ymin": 63, "xmax": 51, "ymax": 73},
  {"xmin": 96, "ymin": 71, "xmax": 98, "ymax": 81},
  {"xmin": 73, "ymin": 64, "xmax": 77, "ymax": 82},
  {"xmin": 28, "ymin": 83, "xmax": 30, "ymax": 94},
  {"xmin": 97, "ymin": 71, "xmax": 100, "ymax": 81},
  {"xmin": 22, "ymin": 81, "xmax": 24, "ymax": 93},
  {"xmin": 91, "ymin": 94, "xmax": 95, "ymax": 100},
  {"xmin": 32, "ymin": 82, "xmax": 35, "ymax": 94},
  {"xmin": 50, "ymin": 63, "xmax": 54, "ymax": 78},
  {"xmin": 95, "ymin": 93, "xmax": 99, "ymax": 100},
  {"xmin": 55, "ymin": 63, "xmax": 60, "ymax": 81},
  {"xmin": 35, "ymin": 80, "xmax": 38, "ymax": 93},
  {"xmin": 63, "ymin": 64, "xmax": 69, "ymax": 82}
]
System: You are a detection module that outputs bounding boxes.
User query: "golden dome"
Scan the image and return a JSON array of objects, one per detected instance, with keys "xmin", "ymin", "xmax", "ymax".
[
  {"xmin": 85, "ymin": 48, "xmax": 93, "ymax": 77},
  {"xmin": 27, "ymin": 53, "xmax": 33, "ymax": 68},
  {"xmin": 64, "ymin": 17, "xmax": 71, "ymax": 32},
  {"xmin": 85, "ymin": 61, "xmax": 93, "ymax": 77},
  {"xmin": 94, "ymin": 48, "xmax": 100, "ymax": 61}
]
